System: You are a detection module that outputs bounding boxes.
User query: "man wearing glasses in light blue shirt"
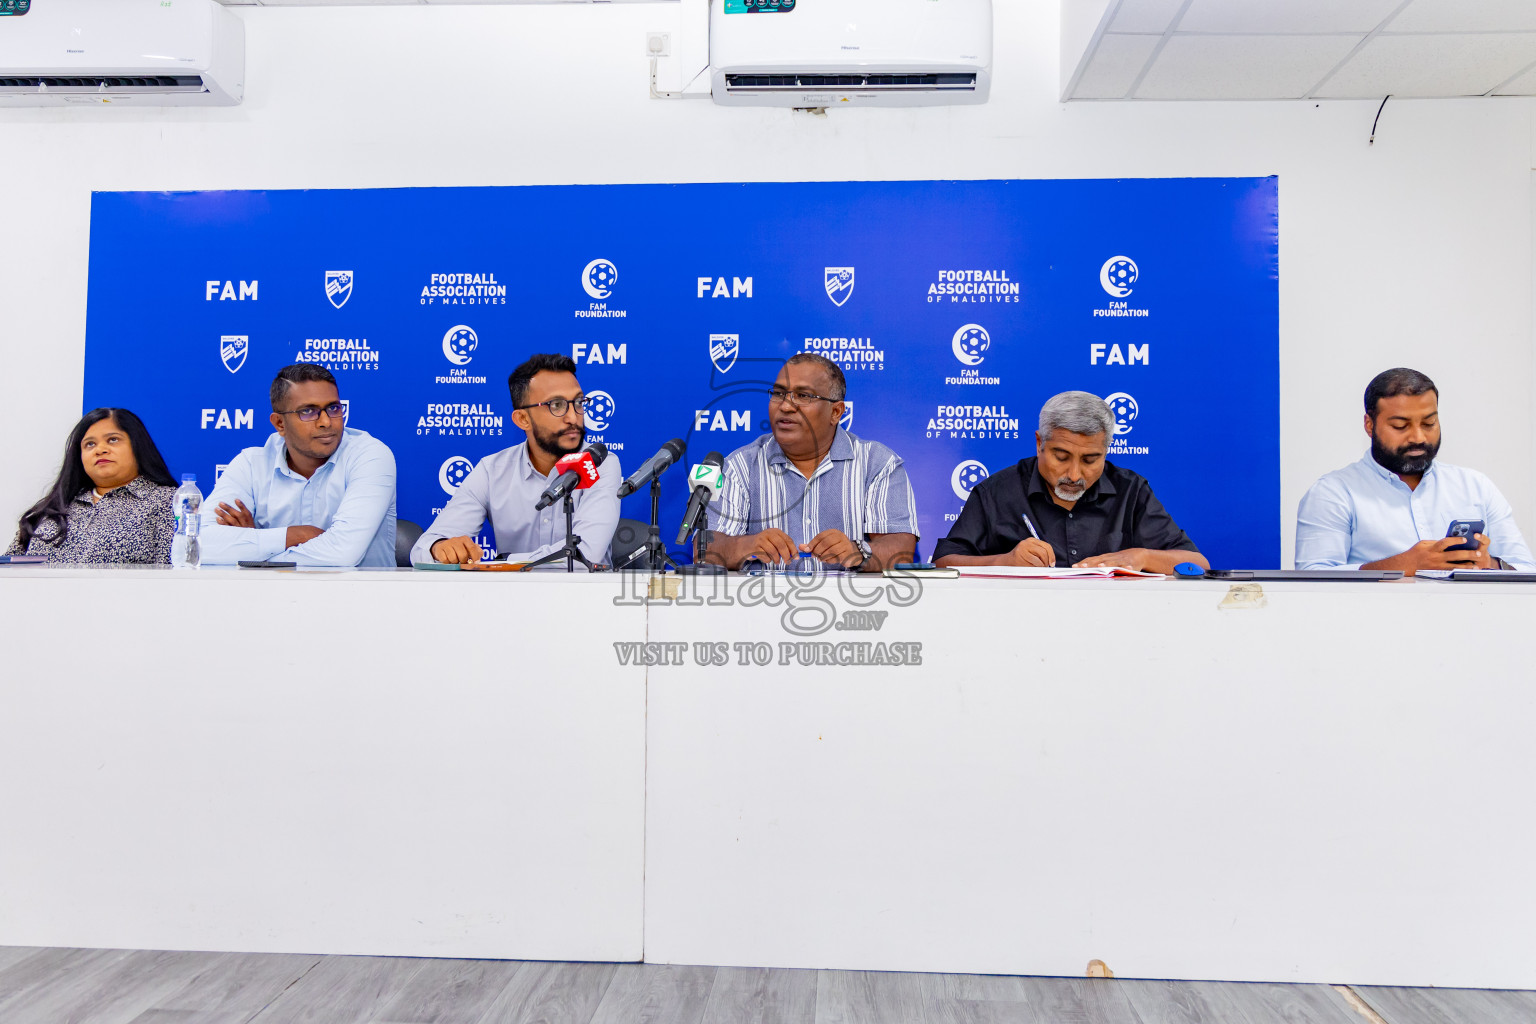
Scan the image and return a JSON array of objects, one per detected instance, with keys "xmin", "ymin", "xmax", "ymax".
[
  {"xmin": 1295, "ymin": 367, "xmax": 1535, "ymax": 574},
  {"xmin": 409, "ymin": 353, "xmax": 621, "ymax": 566},
  {"xmin": 200, "ymin": 363, "xmax": 398, "ymax": 568}
]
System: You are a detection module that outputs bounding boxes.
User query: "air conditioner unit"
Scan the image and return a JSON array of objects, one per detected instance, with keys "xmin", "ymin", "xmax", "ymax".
[
  {"xmin": 0, "ymin": 0, "xmax": 243, "ymax": 106},
  {"xmin": 710, "ymin": 0, "xmax": 991, "ymax": 108}
]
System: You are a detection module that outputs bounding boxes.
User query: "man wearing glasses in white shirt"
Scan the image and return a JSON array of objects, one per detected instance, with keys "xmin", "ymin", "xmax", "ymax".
[
  {"xmin": 704, "ymin": 353, "xmax": 918, "ymax": 572},
  {"xmin": 201, "ymin": 363, "xmax": 398, "ymax": 567},
  {"xmin": 410, "ymin": 353, "xmax": 622, "ymax": 566}
]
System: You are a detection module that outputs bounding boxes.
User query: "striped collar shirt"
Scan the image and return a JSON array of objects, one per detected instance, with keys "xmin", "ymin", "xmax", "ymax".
[{"xmin": 708, "ymin": 429, "xmax": 919, "ymax": 546}]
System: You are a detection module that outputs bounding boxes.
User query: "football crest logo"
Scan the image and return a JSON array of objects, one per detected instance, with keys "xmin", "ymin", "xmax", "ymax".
[
  {"xmin": 325, "ymin": 271, "xmax": 354, "ymax": 309},
  {"xmin": 219, "ymin": 335, "xmax": 248, "ymax": 374},
  {"xmin": 709, "ymin": 334, "xmax": 739, "ymax": 374},
  {"xmin": 824, "ymin": 267, "xmax": 855, "ymax": 307},
  {"xmin": 839, "ymin": 400, "xmax": 854, "ymax": 432}
]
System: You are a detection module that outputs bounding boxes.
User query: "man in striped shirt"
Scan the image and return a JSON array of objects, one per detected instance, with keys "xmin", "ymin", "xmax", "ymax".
[{"xmin": 703, "ymin": 353, "xmax": 919, "ymax": 572}]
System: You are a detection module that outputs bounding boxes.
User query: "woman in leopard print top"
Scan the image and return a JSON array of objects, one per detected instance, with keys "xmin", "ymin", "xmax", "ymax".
[{"xmin": 8, "ymin": 408, "xmax": 179, "ymax": 565}]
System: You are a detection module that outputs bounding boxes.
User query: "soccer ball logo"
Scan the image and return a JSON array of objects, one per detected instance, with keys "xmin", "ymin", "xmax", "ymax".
[
  {"xmin": 442, "ymin": 325, "xmax": 478, "ymax": 366},
  {"xmin": 583, "ymin": 258, "xmax": 618, "ymax": 300},
  {"xmin": 1099, "ymin": 255, "xmax": 1138, "ymax": 298},
  {"xmin": 952, "ymin": 324, "xmax": 991, "ymax": 366},
  {"xmin": 951, "ymin": 459, "xmax": 989, "ymax": 501},
  {"xmin": 584, "ymin": 390, "xmax": 616, "ymax": 432},
  {"xmin": 438, "ymin": 455, "xmax": 474, "ymax": 495},
  {"xmin": 1104, "ymin": 392, "xmax": 1138, "ymax": 435}
]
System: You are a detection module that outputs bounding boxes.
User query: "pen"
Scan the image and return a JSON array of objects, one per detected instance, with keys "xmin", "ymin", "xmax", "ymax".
[{"xmin": 1020, "ymin": 512, "xmax": 1042, "ymax": 541}]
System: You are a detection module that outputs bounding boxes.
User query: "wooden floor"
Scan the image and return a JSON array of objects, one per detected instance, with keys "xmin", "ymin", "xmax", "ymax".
[{"xmin": 0, "ymin": 946, "xmax": 1532, "ymax": 1024}]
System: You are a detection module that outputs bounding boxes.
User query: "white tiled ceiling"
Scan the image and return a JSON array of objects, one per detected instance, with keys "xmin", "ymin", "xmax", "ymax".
[{"xmin": 1065, "ymin": 0, "xmax": 1536, "ymax": 100}]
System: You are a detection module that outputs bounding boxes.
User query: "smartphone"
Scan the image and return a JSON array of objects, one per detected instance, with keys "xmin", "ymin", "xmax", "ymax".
[
  {"xmin": 238, "ymin": 560, "xmax": 298, "ymax": 569},
  {"xmin": 1445, "ymin": 520, "xmax": 1485, "ymax": 553}
]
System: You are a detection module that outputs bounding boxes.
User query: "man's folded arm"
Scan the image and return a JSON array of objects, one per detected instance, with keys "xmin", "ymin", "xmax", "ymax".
[
  {"xmin": 197, "ymin": 454, "xmax": 288, "ymax": 563},
  {"xmin": 284, "ymin": 446, "xmax": 397, "ymax": 567}
]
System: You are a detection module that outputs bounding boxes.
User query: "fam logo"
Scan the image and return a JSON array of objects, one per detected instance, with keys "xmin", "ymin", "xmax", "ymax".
[
  {"xmin": 420, "ymin": 272, "xmax": 507, "ymax": 306},
  {"xmin": 952, "ymin": 324, "xmax": 990, "ymax": 366},
  {"xmin": 1093, "ymin": 255, "xmax": 1150, "ymax": 320},
  {"xmin": 206, "ymin": 280, "xmax": 257, "ymax": 301},
  {"xmin": 1100, "ymin": 256, "xmax": 1137, "ymax": 298},
  {"xmin": 439, "ymin": 455, "xmax": 475, "ymax": 495},
  {"xmin": 572, "ymin": 343, "xmax": 627, "ymax": 366},
  {"xmin": 946, "ymin": 324, "xmax": 1001, "ymax": 386},
  {"xmin": 710, "ymin": 334, "xmax": 739, "ymax": 374},
  {"xmin": 583, "ymin": 259, "xmax": 618, "ymax": 300},
  {"xmin": 698, "ymin": 276, "xmax": 753, "ymax": 299},
  {"xmin": 1104, "ymin": 392, "xmax": 1149, "ymax": 456},
  {"xmin": 695, "ymin": 408, "xmax": 754, "ymax": 432},
  {"xmin": 443, "ymin": 325, "xmax": 478, "ymax": 366},
  {"xmin": 219, "ymin": 335, "xmax": 248, "ymax": 374},
  {"xmin": 584, "ymin": 390, "xmax": 616, "ymax": 432},
  {"xmin": 325, "ymin": 271, "xmax": 354, "ymax": 309},
  {"xmin": 840, "ymin": 401, "xmax": 854, "ymax": 432},
  {"xmin": 804, "ymin": 336, "xmax": 884, "ymax": 372},
  {"xmin": 825, "ymin": 267, "xmax": 855, "ymax": 307},
  {"xmin": 1105, "ymin": 392, "xmax": 1138, "ymax": 435},
  {"xmin": 201, "ymin": 408, "xmax": 254, "ymax": 430},
  {"xmin": 951, "ymin": 460, "xmax": 988, "ymax": 501},
  {"xmin": 577, "ymin": 259, "xmax": 627, "ymax": 319},
  {"xmin": 926, "ymin": 269, "xmax": 1020, "ymax": 304}
]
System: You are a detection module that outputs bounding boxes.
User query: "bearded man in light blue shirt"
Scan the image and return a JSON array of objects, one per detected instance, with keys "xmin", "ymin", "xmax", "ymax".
[
  {"xmin": 1296, "ymin": 367, "xmax": 1534, "ymax": 573},
  {"xmin": 201, "ymin": 364, "xmax": 397, "ymax": 568},
  {"xmin": 410, "ymin": 353, "xmax": 621, "ymax": 566}
]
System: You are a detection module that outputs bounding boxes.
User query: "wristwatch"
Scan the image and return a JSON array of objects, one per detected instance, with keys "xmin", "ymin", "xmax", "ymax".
[{"xmin": 855, "ymin": 538, "xmax": 872, "ymax": 565}]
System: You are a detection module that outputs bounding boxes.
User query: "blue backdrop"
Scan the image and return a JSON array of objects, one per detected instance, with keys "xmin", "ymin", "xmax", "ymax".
[{"xmin": 84, "ymin": 178, "xmax": 1280, "ymax": 566}]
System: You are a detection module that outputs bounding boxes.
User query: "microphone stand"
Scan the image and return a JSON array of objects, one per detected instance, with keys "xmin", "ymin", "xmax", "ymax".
[
  {"xmin": 522, "ymin": 490, "xmax": 597, "ymax": 573},
  {"xmin": 617, "ymin": 476, "xmax": 680, "ymax": 572},
  {"xmin": 677, "ymin": 498, "xmax": 726, "ymax": 576}
]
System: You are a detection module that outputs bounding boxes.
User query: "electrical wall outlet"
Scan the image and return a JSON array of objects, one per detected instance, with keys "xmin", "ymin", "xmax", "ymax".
[{"xmin": 646, "ymin": 32, "xmax": 671, "ymax": 58}]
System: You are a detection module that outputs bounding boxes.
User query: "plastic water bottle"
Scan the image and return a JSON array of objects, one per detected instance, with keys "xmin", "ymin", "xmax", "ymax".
[{"xmin": 171, "ymin": 473, "xmax": 203, "ymax": 569}]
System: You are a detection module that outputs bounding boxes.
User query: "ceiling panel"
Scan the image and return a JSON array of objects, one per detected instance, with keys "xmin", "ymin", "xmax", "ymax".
[
  {"xmin": 1176, "ymin": 0, "xmax": 1404, "ymax": 35},
  {"xmin": 1107, "ymin": 0, "xmax": 1187, "ymax": 36},
  {"xmin": 1388, "ymin": 0, "xmax": 1536, "ymax": 34},
  {"xmin": 1073, "ymin": 33, "xmax": 1162, "ymax": 99},
  {"xmin": 1314, "ymin": 31, "xmax": 1536, "ymax": 97},
  {"xmin": 1135, "ymin": 33, "xmax": 1359, "ymax": 99}
]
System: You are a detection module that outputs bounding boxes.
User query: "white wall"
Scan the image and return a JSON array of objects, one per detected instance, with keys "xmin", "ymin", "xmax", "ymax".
[{"xmin": 1, "ymin": 0, "xmax": 1532, "ymax": 564}]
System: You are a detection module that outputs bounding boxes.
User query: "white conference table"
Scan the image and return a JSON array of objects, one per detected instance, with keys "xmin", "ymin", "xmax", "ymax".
[{"xmin": 1, "ymin": 566, "xmax": 1533, "ymax": 989}]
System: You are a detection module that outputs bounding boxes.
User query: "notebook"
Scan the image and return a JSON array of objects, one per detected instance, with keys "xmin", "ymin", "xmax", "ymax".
[{"xmin": 955, "ymin": 565, "xmax": 1164, "ymax": 580}]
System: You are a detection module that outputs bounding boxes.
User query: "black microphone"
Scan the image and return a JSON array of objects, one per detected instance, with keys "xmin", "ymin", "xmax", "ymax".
[
  {"xmin": 617, "ymin": 438, "xmax": 687, "ymax": 498},
  {"xmin": 535, "ymin": 442, "xmax": 610, "ymax": 511},
  {"xmin": 675, "ymin": 451, "xmax": 725, "ymax": 546}
]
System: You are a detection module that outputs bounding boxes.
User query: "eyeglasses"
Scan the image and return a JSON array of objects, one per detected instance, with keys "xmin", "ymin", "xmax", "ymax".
[
  {"xmin": 516, "ymin": 396, "xmax": 586, "ymax": 417},
  {"xmin": 277, "ymin": 402, "xmax": 346, "ymax": 422},
  {"xmin": 767, "ymin": 387, "xmax": 839, "ymax": 407}
]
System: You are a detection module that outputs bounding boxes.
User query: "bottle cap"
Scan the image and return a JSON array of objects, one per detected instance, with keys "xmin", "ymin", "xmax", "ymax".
[{"xmin": 182, "ymin": 473, "xmax": 196, "ymax": 483}]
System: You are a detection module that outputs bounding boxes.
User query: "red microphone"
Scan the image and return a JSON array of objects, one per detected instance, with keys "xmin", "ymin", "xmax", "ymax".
[
  {"xmin": 554, "ymin": 450, "xmax": 600, "ymax": 490},
  {"xmin": 535, "ymin": 443, "xmax": 609, "ymax": 510}
]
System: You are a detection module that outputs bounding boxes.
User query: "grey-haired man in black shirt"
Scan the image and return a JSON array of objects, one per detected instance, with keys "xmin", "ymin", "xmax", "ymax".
[{"xmin": 933, "ymin": 391, "xmax": 1209, "ymax": 574}]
